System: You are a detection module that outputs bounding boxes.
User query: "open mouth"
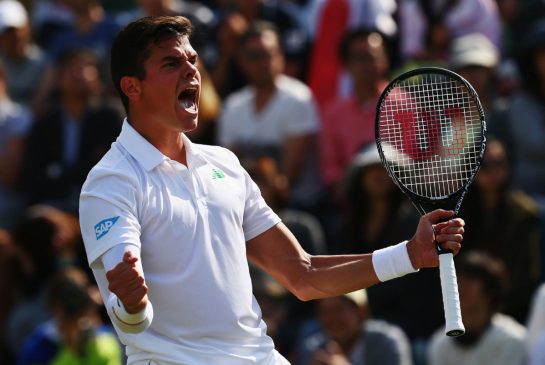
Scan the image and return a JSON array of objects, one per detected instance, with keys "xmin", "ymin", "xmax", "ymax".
[{"xmin": 178, "ymin": 86, "xmax": 198, "ymax": 113}]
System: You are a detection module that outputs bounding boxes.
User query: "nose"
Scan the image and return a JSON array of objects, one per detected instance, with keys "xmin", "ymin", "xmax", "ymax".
[{"xmin": 184, "ymin": 61, "xmax": 198, "ymax": 79}]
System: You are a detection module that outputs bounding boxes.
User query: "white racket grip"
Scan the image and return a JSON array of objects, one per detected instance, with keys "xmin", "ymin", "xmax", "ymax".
[{"xmin": 439, "ymin": 253, "xmax": 465, "ymax": 337}]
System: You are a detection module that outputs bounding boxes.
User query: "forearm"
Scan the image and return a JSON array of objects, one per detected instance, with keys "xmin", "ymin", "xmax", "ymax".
[
  {"xmin": 291, "ymin": 253, "xmax": 380, "ymax": 301},
  {"xmin": 248, "ymin": 224, "xmax": 418, "ymax": 302},
  {"xmin": 294, "ymin": 241, "xmax": 417, "ymax": 300},
  {"xmin": 102, "ymin": 244, "xmax": 152, "ymax": 333}
]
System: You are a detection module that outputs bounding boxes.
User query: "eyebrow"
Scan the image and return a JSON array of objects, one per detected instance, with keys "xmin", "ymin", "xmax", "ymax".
[
  {"xmin": 160, "ymin": 55, "xmax": 183, "ymax": 63},
  {"xmin": 160, "ymin": 52, "xmax": 197, "ymax": 63}
]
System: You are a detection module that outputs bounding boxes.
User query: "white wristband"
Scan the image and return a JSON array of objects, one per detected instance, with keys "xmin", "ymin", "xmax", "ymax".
[
  {"xmin": 372, "ymin": 241, "xmax": 419, "ymax": 282},
  {"xmin": 107, "ymin": 294, "xmax": 153, "ymax": 333}
]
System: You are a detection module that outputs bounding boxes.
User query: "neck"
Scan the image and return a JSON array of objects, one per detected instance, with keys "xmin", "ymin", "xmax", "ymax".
[
  {"xmin": 481, "ymin": 189, "xmax": 500, "ymax": 211},
  {"xmin": 254, "ymin": 83, "xmax": 276, "ymax": 112},
  {"xmin": 128, "ymin": 116, "xmax": 188, "ymax": 165},
  {"xmin": 354, "ymin": 81, "xmax": 380, "ymax": 103}
]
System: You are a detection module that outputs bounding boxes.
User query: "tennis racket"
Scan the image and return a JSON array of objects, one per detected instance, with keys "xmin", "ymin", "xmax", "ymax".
[{"xmin": 375, "ymin": 67, "xmax": 486, "ymax": 337}]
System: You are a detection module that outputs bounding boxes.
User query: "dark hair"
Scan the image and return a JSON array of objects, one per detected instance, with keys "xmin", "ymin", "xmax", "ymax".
[
  {"xmin": 110, "ymin": 16, "xmax": 193, "ymax": 114},
  {"xmin": 238, "ymin": 20, "xmax": 281, "ymax": 50},
  {"xmin": 456, "ymin": 251, "xmax": 508, "ymax": 310},
  {"xmin": 338, "ymin": 28, "xmax": 385, "ymax": 64},
  {"xmin": 57, "ymin": 47, "xmax": 99, "ymax": 71},
  {"xmin": 47, "ymin": 268, "xmax": 95, "ymax": 317}
]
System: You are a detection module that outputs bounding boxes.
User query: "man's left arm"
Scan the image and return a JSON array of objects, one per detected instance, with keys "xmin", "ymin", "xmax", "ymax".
[{"xmin": 246, "ymin": 210, "xmax": 464, "ymax": 301}]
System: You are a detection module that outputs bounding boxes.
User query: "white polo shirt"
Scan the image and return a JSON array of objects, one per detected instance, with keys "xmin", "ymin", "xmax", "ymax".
[{"xmin": 79, "ymin": 121, "xmax": 286, "ymax": 365}]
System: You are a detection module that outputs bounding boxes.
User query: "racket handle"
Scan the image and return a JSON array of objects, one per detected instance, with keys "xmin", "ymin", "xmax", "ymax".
[{"xmin": 438, "ymin": 253, "xmax": 465, "ymax": 337}]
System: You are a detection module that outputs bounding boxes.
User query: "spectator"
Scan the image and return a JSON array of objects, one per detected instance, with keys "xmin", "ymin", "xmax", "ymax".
[
  {"xmin": 398, "ymin": 0, "xmax": 502, "ymax": 65},
  {"xmin": 229, "ymin": 0, "xmax": 310, "ymax": 79},
  {"xmin": 298, "ymin": 289, "xmax": 413, "ymax": 365},
  {"xmin": 459, "ymin": 138, "xmax": 541, "ymax": 323},
  {"xmin": 43, "ymin": 0, "xmax": 123, "ymax": 64},
  {"xmin": 18, "ymin": 267, "xmax": 122, "ymax": 365},
  {"xmin": 0, "ymin": 0, "xmax": 47, "ymax": 104},
  {"xmin": 340, "ymin": 144, "xmax": 444, "ymax": 362},
  {"xmin": 448, "ymin": 33, "xmax": 500, "ymax": 115},
  {"xmin": 320, "ymin": 29, "xmax": 390, "ymax": 191},
  {"xmin": 305, "ymin": 0, "xmax": 397, "ymax": 109},
  {"xmin": 5, "ymin": 204, "xmax": 82, "ymax": 357},
  {"xmin": 22, "ymin": 47, "xmax": 121, "ymax": 213},
  {"xmin": 489, "ymin": 19, "xmax": 545, "ymax": 205},
  {"xmin": 0, "ymin": 60, "xmax": 32, "ymax": 228},
  {"xmin": 208, "ymin": 11, "xmax": 250, "ymax": 98},
  {"xmin": 428, "ymin": 251, "xmax": 527, "ymax": 365},
  {"xmin": 31, "ymin": 0, "xmax": 74, "ymax": 50},
  {"xmin": 0, "ymin": 228, "xmax": 31, "ymax": 364},
  {"xmin": 210, "ymin": 0, "xmax": 309, "ymax": 97},
  {"xmin": 218, "ymin": 21, "xmax": 321, "ymax": 211}
]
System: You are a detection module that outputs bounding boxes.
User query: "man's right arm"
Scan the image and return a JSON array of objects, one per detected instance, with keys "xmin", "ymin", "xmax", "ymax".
[{"xmin": 102, "ymin": 244, "xmax": 153, "ymax": 333}]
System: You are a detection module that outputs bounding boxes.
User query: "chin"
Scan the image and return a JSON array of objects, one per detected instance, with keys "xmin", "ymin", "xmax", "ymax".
[{"xmin": 182, "ymin": 118, "xmax": 199, "ymax": 133}]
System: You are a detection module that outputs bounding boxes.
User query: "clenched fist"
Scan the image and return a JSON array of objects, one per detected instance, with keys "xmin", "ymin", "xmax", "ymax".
[{"xmin": 106, "ymin": 251, "xmax": 148, "ymax": 313}]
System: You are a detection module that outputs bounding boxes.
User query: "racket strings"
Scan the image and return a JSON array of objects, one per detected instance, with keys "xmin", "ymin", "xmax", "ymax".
[{"xmin": 378, "ymin": 73, "xmax": 483, "ymax": 199}]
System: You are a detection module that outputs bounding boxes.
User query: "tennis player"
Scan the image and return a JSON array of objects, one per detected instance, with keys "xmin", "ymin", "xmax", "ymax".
[{"xmin": 79, "ymin": 16, "xmax": 465, "ymax": 365}]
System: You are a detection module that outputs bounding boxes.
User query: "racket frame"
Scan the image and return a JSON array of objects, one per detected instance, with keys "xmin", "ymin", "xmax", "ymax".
[{"xmin": 375, "ymin": 67, "xmax": 486, "ymax": 337}]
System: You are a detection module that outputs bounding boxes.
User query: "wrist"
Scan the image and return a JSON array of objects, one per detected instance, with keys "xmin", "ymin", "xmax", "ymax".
[
  {"xmin": 372, "ymin": 241, "xmax": 419, "ymax": 282},
  {"xmin": 108, "ymin": 295, "xmax": 151, "ymax": 326},
  {"xmin": 124, "ymin": 297, "xmax": 148, "ymax": 314},
  {"xmin": 406, "ymin": 237, "xmax": 421, "ymax": 269}
]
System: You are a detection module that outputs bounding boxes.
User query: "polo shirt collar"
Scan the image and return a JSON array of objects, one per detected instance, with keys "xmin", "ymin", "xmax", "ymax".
[{"xmin": 118, "ymin": 119, "xmax": 206, "ymax": 171}]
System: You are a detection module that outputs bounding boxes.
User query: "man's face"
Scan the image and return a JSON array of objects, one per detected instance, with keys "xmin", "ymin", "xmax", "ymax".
[
  {"xmin": 59, "ymin": 53, "xmax": 101, "ymax": 99},
  {"xmin": 345, "ymin": 33, "xmax": 388, "ymax": 86},
  {"xmin": 239, "ymin": 30, "xmax": 284, "ymax": 88},
  {"xmin": 0, "ymin": 25, "xmax": 30, "ymax": 58},
  {"xmin": 316, "ymin": 297, "xmax": 363, "ymax": 345},
  {"xmin": 135, "ymin": 35, "xmax": 201, "ymax": 133}
]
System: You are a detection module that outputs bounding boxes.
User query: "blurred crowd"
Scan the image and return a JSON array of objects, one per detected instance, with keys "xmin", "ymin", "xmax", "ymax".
[{"xmin": 1, "ymin": 0, "xmax": 545, "ymax": 364}]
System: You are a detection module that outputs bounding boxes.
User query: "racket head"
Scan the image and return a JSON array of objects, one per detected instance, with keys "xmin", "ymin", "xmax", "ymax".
[{"xmin": 375, "ymin": 67, "xmax": 486, "ymax": 214}]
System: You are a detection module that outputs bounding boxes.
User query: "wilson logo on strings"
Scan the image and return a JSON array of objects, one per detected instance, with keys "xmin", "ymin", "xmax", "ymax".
[{"xmin": 94, "ymin": 216, "xmax": 120, "ymax": 240}]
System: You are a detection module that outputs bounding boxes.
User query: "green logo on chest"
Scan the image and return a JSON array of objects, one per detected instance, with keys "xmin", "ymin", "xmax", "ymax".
[{"xmin": 211, "ymin": 168, "xmax": 226, "ymax": 179}]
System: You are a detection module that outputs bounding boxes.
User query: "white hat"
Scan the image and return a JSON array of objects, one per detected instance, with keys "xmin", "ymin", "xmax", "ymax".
[
  {"xmin": 0, "ymin": 0, "xmax": 28, "ymax": 33},
  {"xmin": 351, "ymin": 143, "xmax": 382, "ymax": 169},
  {"xmin": 343, "ymin": 289, "xmax": 368, "ymax": 306},
  {"xmin": 449, "ymin": 33, "xmax": 499, "ymax": 70}
]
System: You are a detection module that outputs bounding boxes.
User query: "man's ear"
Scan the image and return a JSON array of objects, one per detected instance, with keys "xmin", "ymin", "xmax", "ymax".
[{"xmin": 120, "ymin": 76, "xmax": 141, "ymax": 101}]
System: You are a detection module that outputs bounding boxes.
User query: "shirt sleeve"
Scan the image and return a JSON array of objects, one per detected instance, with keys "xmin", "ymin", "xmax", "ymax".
[
  {"xmin": 238, "ymin": 159, "xmax": 281, "ymax": 241},
  {"xmin": 79, "ymin": 170, "xmax": 142, "ymax": 268}
]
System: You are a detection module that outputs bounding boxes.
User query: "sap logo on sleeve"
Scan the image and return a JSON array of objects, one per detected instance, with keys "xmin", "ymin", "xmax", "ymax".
[{"xmin": 94, "ymin": 216, "xmax": 120, "ymax": 240}]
